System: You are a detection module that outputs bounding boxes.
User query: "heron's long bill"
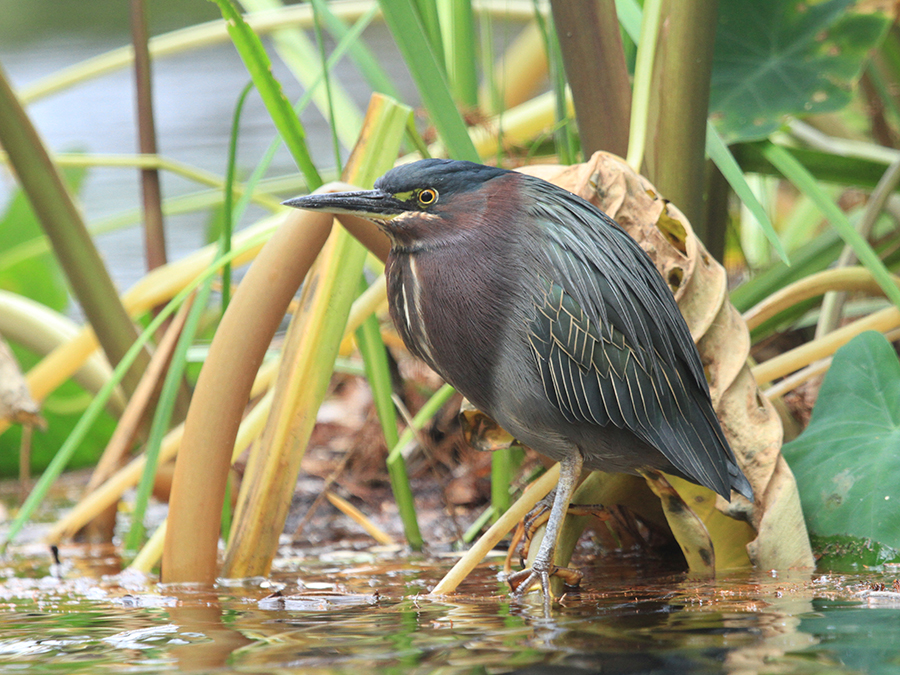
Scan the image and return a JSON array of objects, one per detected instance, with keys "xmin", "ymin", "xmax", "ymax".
[{"xmin": 283, "ymin": 189, "xmax": 404, "ymax": 220}]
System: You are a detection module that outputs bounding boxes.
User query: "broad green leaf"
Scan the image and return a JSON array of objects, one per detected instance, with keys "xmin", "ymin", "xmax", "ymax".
[
  {"xmin": 811, "ymin": 534, "xmax": 899, "ymax": 571},
  {"xmin": 0, "ymin": 165, "xmax": 85, "ymax": 312},
  {"xmin": 711, "ymin": 0, "xmax": 890, "ymax": 143},
  {"xmin": 782, "ymin": 331, "xmax": 900, "ymax": 551}
]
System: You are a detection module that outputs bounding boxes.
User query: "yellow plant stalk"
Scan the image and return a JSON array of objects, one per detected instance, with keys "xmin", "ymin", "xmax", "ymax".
[
  {"xmin": 162, "ymin": 206, "xmax": 335, "ymax": 583},
  {"xmin": 0, "ymin": 291, "xmax": 125, "ymax": 414},
  {"xmin": 764, "ymin": 325, "xmax": 900, "ymax": 400},
  {"xmin": 46, "ymin": 417, "xmax": 185, "ymax": 544},
  {"xmin": 467, "ymin": 91, "xmax": 573, "ymax": 159},
  {"xmin": 78, "ymin": 298, "xmax": 193, "ymax": 539},
  {"xmin": 324, "ymin": 491, "xmax": 393, "ymax": 546},
  {"xmin": 42, "ymin": 210, "xmax": 299, "ymax": 545},
  {"xmin": 430, "ymin": 465, "xmax": 560, "ymax": 596},
  {"xmin": 753, "ymin": 305, "xmax": 900, "ymax": 386},
  {"xmin": 123, "ymin": 275, "xmax": 394, "ymax": 571},
  {"xmin": 53, "ymin": 267, "xmax": 390, "ymax": 560},
  {"xmin": 480, "ymin": 20, "xmax": 548, "ymax": 114},
  {"xmin": 743, "ymin": 267, "xmax": 900, "ymax": 331},
  {"xmin": 222, "ymin": 225, "xmax": 368, "ymax": 578},
  {"xmin": 47, "ymin": 379, "xmax": 276, "ymax": 546},
  {"xmin": 221, "ymin": 96, "xmax": 410, "ymax": 579},
  {"xmin": 129, "ymin": 520, "xmax": 167, "ymax": 574},
  {"xmin": 0, "ymin": 216, "xmax": 280, "ymax": 439},
  {"xmin": 88, "ymin": 298, "xmax": 192, "ymax": 489},
  {"xmin": 744, "ymin": 266, "xmax": 900, "ymax": 386}
]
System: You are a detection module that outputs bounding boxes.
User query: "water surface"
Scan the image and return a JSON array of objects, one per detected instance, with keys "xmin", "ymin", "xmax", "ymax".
[{"xmin": 0, "ymin": 543, "xmax": 897, "ymax": 674}]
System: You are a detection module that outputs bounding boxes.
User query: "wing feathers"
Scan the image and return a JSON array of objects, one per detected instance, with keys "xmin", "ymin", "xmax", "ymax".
[
  {"xmin": 520, "ymin": 182, "xmax": 746, "ymax": 498},
  {"xmin": 528, "ymin": 277, "xmax": 735, "ymax": 498}
]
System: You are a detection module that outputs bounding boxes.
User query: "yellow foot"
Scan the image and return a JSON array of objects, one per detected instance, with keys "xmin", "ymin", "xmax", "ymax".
[
  {"xmin": 508, "ymin": 500, "xmax": 613, "ymax": 572},
  {"xmin": 507, "ymin": 564, "xmax": 583, "ymax": 595}
]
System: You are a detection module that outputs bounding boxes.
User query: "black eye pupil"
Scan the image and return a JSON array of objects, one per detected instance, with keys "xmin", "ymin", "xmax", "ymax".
[{"xmin": 419, "ymin": 189, "xmax": 436, "ymax": 205}]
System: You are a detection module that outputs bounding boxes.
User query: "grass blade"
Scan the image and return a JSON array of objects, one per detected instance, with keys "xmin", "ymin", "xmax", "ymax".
[
  {"xmin": 625, "ymin": 0, "xmax": 662, "ymax": 170},
  {"xmin": 386, "ymin": 383, "xmax": 457, "ymax": 550},
  {"xmin": 211, "ymin": 0, "xmax": 322, "ymax": 189},
  {"xmin": 438, "ymin": 0, "xmax": 478, "ymax": 107},
  {"xmin": 316, "ymin": 2, "xmax": 400, "ymax": 99},
  {"xmin": 762, "ymin": 143, "xmax": 900, "ymax": 309},
  {"xmin": 706, "ymin": 122, "xmax": 788, "ymax": 265},
  {"xmin": 378, "ymin": 0, "xmax": 479, "ymax": 161},
  {"xmin": 355, "ymin": 282, "xmax": 400, "ymax": 451}
]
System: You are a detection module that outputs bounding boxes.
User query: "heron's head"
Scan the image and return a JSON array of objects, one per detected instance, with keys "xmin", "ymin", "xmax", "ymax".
[{"xmin": 283, "ymin": 159, "xmax": 514, "ymax": 251}]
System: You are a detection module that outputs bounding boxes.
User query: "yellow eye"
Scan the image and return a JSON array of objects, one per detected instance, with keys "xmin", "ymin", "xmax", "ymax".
[{"xmin": 417, "ymin": 188, "xmax": 438, "ymax": 207}]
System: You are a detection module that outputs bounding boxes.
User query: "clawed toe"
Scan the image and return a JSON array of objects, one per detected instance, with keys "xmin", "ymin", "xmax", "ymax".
[
  {"xmin": 507, "ymin": 564, "xmax": 583, "ymax": 597},
  {"xmin": 507, "ymin": 567, "xmax": 543, "ymax": 596},
  {"xmin": 503, "ymin": 453, "xmax": 585, "ymax": 613}
]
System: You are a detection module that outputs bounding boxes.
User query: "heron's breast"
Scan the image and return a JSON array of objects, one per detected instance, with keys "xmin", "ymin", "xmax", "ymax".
[
  {"xmin": 386, "ymin": 253, "xmax": 438, "ymax": 368},
  {"xmin": 386, "ymin": 246, "xmax": 519, "ymax": 413}
]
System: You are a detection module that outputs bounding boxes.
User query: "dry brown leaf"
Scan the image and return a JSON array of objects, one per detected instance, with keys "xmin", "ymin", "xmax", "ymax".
[
  {"xmin": 459, "ymin": 399, "xmax": 515, "ymax": 452},
  {"xmin": 0, "ymin": 333, "xmax": 44, "ymax": 428},
  {"xmin": 642, "ymin": 469, "xmax": 716, "ymax": 575},
  {"xmin": 517, "ymin": 152, "xmax": 813, "ymax": 572}
]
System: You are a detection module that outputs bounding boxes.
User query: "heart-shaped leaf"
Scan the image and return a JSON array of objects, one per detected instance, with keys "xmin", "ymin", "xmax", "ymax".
[
  {"xmin": 711, "ymin": 0, "xmax": 890, "ymax": 143},
  {"xmin": 782, "ymin": 330, "xmax": 900, "ymax": 552}
]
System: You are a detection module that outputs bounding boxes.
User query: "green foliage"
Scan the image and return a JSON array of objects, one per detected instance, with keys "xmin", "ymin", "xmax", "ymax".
[
  {"xmin": 712, "ymin": 0, "xmax": 890, "ymax": 142},
  {"xmin": 762, "ymin": 143, "xmax": 900, "ymax": 310},
  {"xmin": 811, "ymin": 534, "xmax": 900, "ymax": 571},
  {"xmin": 706, "ymin": 123, "xmax": 788, "ymax": 263},
  {"xmin": 783, "ymin": 331, "xmax": 900, "ymax": 555},
  {"xmin": 0, "ymin": 166, "xmax": 84, "ymax": 311},
  {"xmin": 378, "ymin": 0, "xmax": 479, "ymax": 161},
  {"xmin": 5, "ymin": 0, "xmax": 899, "ymax": 566},
  {"xmin": 212, "ymin": 0, "xmax": 321, "ymax": 189}
]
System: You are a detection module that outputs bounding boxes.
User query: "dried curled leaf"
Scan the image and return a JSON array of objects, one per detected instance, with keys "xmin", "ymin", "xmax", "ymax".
[
  {"xmin": 0, "ymin": 334, "xmax": 43, "ymax": 428},
  {"xmin": 459, "ymin": 399, "xmax": 515, "ymax": 452},
  {"xmin": 517, "ymin": 152, "xmax": 813, "ymax": 572},
  {"xmin": 642, "ymin": 469, "xmax": 715, "ymax": 575}
]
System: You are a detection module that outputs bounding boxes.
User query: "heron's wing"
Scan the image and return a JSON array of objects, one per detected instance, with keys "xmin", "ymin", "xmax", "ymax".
[
  {"xmin": 524, "ymin": 188, "xmax": 745, "ymax": 498},
  {"xmin": 527, "ymin": 278, "xmax": 734, "ymax": 497}
]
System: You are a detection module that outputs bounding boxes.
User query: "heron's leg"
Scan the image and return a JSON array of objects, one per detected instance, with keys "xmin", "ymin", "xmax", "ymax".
[
  {"xmin": 505, "ymin": 492, "xmax": 556, "ymax": 575},
  {"xmin": 508, "ymin": 450, "xmax": 584, "ymax": 613},
  {"xmin": 517, "ymin": 495, "xmax": 613, "ymax": 566}
]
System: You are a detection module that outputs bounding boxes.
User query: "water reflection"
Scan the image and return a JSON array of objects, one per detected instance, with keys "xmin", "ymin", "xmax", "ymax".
[{"xmin": 0, "ymin": 545, "xmax": 897, "ymax": 673}]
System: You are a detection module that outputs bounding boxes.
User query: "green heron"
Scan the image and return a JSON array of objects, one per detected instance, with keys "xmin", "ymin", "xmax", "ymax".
[{"xmin": 284, "ymin": 159, "xmax": 752, "ymax": 607}]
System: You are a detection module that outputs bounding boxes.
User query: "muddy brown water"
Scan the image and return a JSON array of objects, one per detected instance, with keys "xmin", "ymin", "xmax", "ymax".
[{"xmin": 0, "ymin": 541, "xmax": 898, "ymax": 674}]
